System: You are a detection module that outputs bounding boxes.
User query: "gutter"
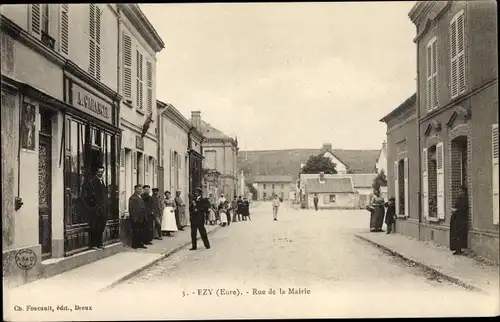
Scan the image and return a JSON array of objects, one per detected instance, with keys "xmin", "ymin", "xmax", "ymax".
[{"xmin": 416, "ymin": 34, "xmax": 422, "ymax": 241}]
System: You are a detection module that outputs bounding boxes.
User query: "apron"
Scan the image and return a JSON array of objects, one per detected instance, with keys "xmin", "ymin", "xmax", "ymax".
[{"xmin": 162, "ymin": 206, "xmax": 178, "ymax": 232}]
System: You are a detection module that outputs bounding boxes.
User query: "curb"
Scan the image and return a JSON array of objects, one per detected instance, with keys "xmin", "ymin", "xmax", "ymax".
[
  {"xmin": 354, "ymin": 234, "xmax": 487, "ymax": 294},
  {"xmin": 100, "ymin": 226, "xmax": 222, "ymax": 292}
]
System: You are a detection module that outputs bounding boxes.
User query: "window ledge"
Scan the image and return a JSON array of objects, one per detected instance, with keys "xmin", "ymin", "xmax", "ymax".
[
  {"xmin": 136, "ymin": 109, "xmax": 144, "ymax": 115},
  {"xmin": 123, "ymin": 100, "xmax": 133, "ymax": 108},
  {"xmin": 427, "ymin": 217, "xmax": 442, "ymax": 223},
  {"xmin": 396, "ymin": 215, "xmax": 408, "ymax": 219}
]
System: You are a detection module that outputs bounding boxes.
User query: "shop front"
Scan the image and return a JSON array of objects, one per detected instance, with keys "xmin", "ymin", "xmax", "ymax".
[{"xmin": 62, "ymin": 71, "xmax": 121, "ymax": 256}]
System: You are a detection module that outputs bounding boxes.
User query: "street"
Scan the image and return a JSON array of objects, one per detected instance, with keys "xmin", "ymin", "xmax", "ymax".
[{"xmin": 106, "ymin": 202, "xmax": 497, "ymax": 319}]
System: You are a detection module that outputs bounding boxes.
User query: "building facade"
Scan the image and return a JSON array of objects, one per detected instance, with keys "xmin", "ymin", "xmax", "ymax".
[
  {"xmin": 253, "ymin": 175, "xmax": 294, "ymax": 200},
  {"xmin": 118, "ymin": 4, "xmax": 164, "ymax": 219},
  {"xmin": 157, "ymin": 101, "xmax": 190, "ymax": 207},
  {"xmin": 190, "ymin": 111, "xmax": 239, "ymax": 200},
  {"xmin": 188, "ymin": 122, "xmax": 204, "ymax": 198},
  {"xmin": 305, "ymin": 175, "xmax": 357, "ymax": 209},
  {"xmin": 381, "ymin": 1, "xmax": 498, "ymax": 262},
  {"xmin": 2, "ymin": 4, "xmax": 123, "ymax": 285}
]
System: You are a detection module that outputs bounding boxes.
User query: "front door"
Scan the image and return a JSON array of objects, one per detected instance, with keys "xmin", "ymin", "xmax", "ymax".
[{"xmin": 39, "ymin": 133, "xmax": 52, "ymax": 259}]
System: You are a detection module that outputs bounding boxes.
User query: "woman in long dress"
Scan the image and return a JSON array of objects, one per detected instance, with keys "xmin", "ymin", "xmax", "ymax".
[
  {"xmin": 450, "ymin": 186, "xmax": 468, "ymax": 255},
  {"xmin": 162, "ymin": 191, "xmax": 178, "ymax": 237},
  {"xmin": 207, "ymin": 205, "xmax": 216, "ymax": 225},
  {"xmin": 370, "ymin": 189, "xmax": 385, "ymax": 232}
]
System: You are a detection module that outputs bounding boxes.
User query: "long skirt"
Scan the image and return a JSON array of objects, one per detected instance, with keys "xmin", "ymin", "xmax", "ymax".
[
  {"xmin": 370, "ymin": 206, "xmax": 384, "ymax": 230},
  {"xmin": 219, "ymin": 210, "xmax": 228, "ymax": 225},
  {"xmin": 178, "ymin": 207, "xmax": 187, "ymax": 227},
  {"xmin": 162, "ymin": 207, "xmax": 178, "ymax": 232},
  {"xmin": 450, "ymin": 212, "xmax": 467, "ymax": 251},
  {"xmin": 208, "ymin": 209, "xmax": 216, "ymax": 222}
]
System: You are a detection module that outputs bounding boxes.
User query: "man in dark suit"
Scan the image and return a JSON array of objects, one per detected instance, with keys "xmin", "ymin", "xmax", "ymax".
[
  {"xmin": 189, "ymin": 187, "xmax": 211, "ymax": 250},
  {"xmin": 82, "ymin": 166, "xmax": 108, "ymax": 250},
  {"xmin": 129, "ymin": 184, "xmax": 147, "ymax": 249},
  {"xmin": 151, "ymin": 188, "xmax": 164, "ymax": 240},
  {"xmin": 142, "ymin": 185, "xmax": 154, "ymax": 245},
  {"xmin": 237, "ymin": 196, "xmax": 244, "ymax": 221}
]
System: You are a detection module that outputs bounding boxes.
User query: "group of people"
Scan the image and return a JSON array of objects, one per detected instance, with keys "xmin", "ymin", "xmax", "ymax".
[
  {"xmin": 367, "ymin": 185, "xmax": 470, "ymax": 256},
  {"xmin": 205, "ymin": 194, "xmax": 252, "ymax": 226},
  {"xmin": 128, "ymin": 185, "xmax": 188, "ymax": 249}
]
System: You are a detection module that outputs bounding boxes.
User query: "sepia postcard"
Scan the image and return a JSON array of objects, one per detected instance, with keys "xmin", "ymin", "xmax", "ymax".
[{"xmin": 2, "ymin": 2, "xmax": 499, "ymax": 320}]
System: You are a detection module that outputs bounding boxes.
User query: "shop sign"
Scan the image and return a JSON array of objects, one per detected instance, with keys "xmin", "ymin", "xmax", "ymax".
[{"xmin": 71, "ymin": 83, "xmax": 112, "ymax": 124}]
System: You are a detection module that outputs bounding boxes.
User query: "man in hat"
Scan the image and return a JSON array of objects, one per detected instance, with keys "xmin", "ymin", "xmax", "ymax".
[
  {"xmin": 384, "ymin": 197, "xmax": 396, "ymax": 234},
  {"xmin": 189, "ymin": 187, "xmax": 211, "ymax": 250},
  {"xmin": 142, "ymin": 185, "xmax": 154, "ymax": 245},
  {"xmin": 151, "ymin": 188, "xmax": 164, "ymax": 240},
  {"xmin": 129, "ymin": 184, "xmax": 147, "ymax": 249}
]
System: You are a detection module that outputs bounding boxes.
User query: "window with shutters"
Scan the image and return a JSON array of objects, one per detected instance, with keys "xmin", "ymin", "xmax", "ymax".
[
  {"xmin": 492, "ymin": 124, "xmax": 499, "ymax": 225},
  {"xmin": 436, "ymin": 142, "xmax": 445, "ymax": 220},
  {"xmin": 146, "ymin": 61, "xmax": 153, "ymax": 114},
  {"xmin": 60, "ymin": 4, "xmax": 69, "ymax": 56},
  {"xmin": 122, "ymin": 33, "xmax": 133, "ymax": 102},
  {"xmin": 120, "ymin": 148, "xmax": 125, "ymax": 168},
  {"xmin": 450, "ymin": 10, "xmax": 466, "ymax": 98},
  {"xmin": 88, "ymin": 4, "xmax": 101, "ymax": 80},
  {"xmin": 426, "ymin": 36, "xmax": 438, "ymax": 111},
  {"xmin": 136, "ymin": 49, "xmax": 144, "ymax": 110},
  {"xmin": 30, "ymin": 4, "xmax": 41, "ymax": 36}
]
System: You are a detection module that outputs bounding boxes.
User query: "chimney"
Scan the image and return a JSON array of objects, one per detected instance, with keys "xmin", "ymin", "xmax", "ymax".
[
  {"xmin": 322, "ymin": 143, "xmax": 332, "ymax": 151},
  {"xmin": 191, "ymin": 111, "xmax": 201, "ymax": 129},
  {"xmin": 319, "ymin": 172, "xmax": 325, "ymax": 182}
]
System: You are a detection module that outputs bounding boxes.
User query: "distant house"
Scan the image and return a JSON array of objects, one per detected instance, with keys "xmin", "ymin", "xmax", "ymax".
[
  {"xmin": 350, "ymin": 174, "xmax": 377, "ymax": 208},
  {"xmin": 253, "ymin": 175, "xmax": 294, "ymax": 200},
  {"xmin": 375, "ymin": 141, "xmax": 388, "ymax": 174},
  {"xmin": 319, "ymin": 143, "xmax": 349, "ymax": 174},
  {"xmin": 305, "ymin": 174, "xmax": 357, "ymax": 209}
]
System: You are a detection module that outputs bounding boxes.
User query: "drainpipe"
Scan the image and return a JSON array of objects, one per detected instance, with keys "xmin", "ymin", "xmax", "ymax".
[
  {"xmin": 116, "ymin": 6, "xmax": 121, "ymax": 102},
  {"xmin": 416, "ymin": 38, "xmax": 422, "ymax": 241}
]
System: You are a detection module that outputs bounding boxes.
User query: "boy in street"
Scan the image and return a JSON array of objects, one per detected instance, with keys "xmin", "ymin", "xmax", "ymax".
[
  {"xmin": 384, "ymin": 197, "xmax": 396, "ymax": 234},
  {"xmin": 272, "ymin": 195, "xmax": 280, "ymax": 221}
]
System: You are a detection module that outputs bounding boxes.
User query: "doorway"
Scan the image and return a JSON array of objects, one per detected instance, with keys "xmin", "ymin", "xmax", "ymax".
[
  {"xmin": 38, "ymin": 111, "xmax": 52, "ymax": 260},
  {"xmin": 451, "ymin": 136, "xmax": 469, "ymax": 244}
]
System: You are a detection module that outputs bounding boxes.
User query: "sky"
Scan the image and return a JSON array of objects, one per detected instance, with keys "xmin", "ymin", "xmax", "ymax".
[{"xmin": 140, "ymin": 2, "xmax": 417, "ymax": 151}]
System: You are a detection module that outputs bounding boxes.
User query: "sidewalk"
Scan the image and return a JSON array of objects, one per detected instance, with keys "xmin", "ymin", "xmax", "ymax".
[
  {"xmin": 5, "ymin": 224, "xmax": 221, "ymax": 297},
  {"xmin": 354, "ymin": 231, "xmax": 500, "ymax": 295}
]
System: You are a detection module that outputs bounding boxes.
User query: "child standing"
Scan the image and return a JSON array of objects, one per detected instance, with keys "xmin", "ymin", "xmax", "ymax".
[{"xmin": 384, "ymin": 197, "xmax": 396, "ymax": 234}]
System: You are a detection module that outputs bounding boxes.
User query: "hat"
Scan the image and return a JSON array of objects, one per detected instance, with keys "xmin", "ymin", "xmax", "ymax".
[{"xmin": 195, "ymin": 187, "xmax": 203, "ymax": 192}]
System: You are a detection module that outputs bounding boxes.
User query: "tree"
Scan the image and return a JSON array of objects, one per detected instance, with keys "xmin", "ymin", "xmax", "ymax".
[
  {"xmin": 300, "ymin": 154, "xmax": 337, "ymax": 174},
  {"xmin": 372, "ymin": 169, "xmax": 388, "ymax": 191}
]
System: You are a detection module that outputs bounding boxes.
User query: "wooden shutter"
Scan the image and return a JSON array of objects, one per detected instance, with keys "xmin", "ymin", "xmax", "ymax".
[
  {"xmin": 431, "ymin": 41, "xmax": 438, "ymax": 109},
  {"xmin": 136, "ymin": 50, "xmax": 143, "ymax": 110},
  {"xmin": 88, "ymin": 4, "xmax": 101, "ymax": 80},
  {"xmin": 423, "ymin": 148, "xmax": 429, "ymax": 220},
  {"xmin": 436, "ymin": 142, "xmax": 445, "ymax": 220},
  {"xmin": 394, "ymin": 161, "xmax": 399, "ymax": 215},
  {"xmin": 451, "ymin": 10, "xmax": 466, "ymax": 98},
  {"xmin": 31, "ymin": 4, "xmax": 41, "ymax": 36},
  {"xmin": 493, "ymin": 124, "xmax": 499, "ymax": 225},
  {"xmin": 146, "ymin": 61, "xmax": 153, "ymax": 114},
  {"xmin": 60, "ymin": 4, "xmax": 69, "ymax": 56},
  {"xmin": 426, "ymin": 38, "xmax": 438, "ymax": 112},
  {"xmin": 404, "ymin": 157, "xmax": 409, "ymax": 218},
  {"xmin": 132, "ymin": 151, "xmax": 137, "ymax": 174},
  {"xmin": 123, "ymin": 33, "xmax": 132, "ymax": 101},
  {"xmin": 169, "ymin": 149, "xmax": 173, "ymax": 191},
  {"xmin": 120, "ymin": 148, "xmax": 125, "ymax": 169}
]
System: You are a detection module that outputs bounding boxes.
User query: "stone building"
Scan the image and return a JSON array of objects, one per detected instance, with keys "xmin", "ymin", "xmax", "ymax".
[
  {"xmin": 1, "ymin": 4, "xmax": 125, "ymax": 285},
  {"xmin": 118, "ymin": 4, "xmax": 164, "ymax": 218},
  {"xmin": 253, "ymin": 175, "xmax": 294, "ymax": 200},
  {"xmin": 381, "ymin": 1, "xmax": 498, "ymax": 263},
  {"xmin": 190, "ymin": 111, "xmax": 239, "ymax": 200}
]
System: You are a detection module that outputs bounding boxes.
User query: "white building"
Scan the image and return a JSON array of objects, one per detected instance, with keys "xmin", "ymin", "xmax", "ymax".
[
  {"xmin": 1, "ymin": 4, "xmax": 124, "ymax": 286},
  {"xmin": 375, "ymin": 140, "xmax": 388, "ymax": 174},
  {"xmin": 157, "ymin": 101, "xmax": 190, "ymax": 207},
  {"xmin": 118, "ymin": 4, "xmax": 165, "ymax": 217}
]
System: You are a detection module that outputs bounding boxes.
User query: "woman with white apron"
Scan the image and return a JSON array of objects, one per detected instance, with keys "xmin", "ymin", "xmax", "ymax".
[
  {"xmin": 219, "ymin": 203, "xmax": 229, "ymax": 227},
  {"xmin": 162, "ymin": 191, "xmax": 178, "ymax": 237}
]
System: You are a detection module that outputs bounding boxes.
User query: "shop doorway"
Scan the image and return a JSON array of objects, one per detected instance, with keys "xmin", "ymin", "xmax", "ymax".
[
  {"xmin": 39, "ymin": 110, "xmax": 53, "ymax": 260},
  {"xmin": 451, "ymin": 136, "xmax": 469, "ymax": 244}
]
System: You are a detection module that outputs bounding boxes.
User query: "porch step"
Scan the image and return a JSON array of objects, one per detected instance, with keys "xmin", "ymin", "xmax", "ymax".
[{"xmin": 42, "ymin": 242, "xmax": 125, "ymax": 279}]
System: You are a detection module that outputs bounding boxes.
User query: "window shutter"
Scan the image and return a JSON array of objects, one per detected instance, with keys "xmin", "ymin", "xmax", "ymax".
[
  {"xmin": 146, "ymin": 61, "xmax": 153, "ymax": 114},
  {"xmin": 431, "ymin": 41, "xmax": 438, "ymax": 109},
  {"xmin": 95, "ymin": 5, "xmax": 101, "ymax": 80},
  {"xmin": 394, "ymin": 161, "xmax": 399, "ymax": 215},
  {"xmin": 132, "ymin": 151, "xmax": 137, "ymax": 174},
  {"xmin": 123, "ymin": 33, "xmax": 132, "ymax": 101},
  {"xmin": 436, "ymin": 142, "xmax": 445, "ymax": 220},
  {"xmin": 492, "ymin": 124, "xmax": 499, "ymax": 225},
  {"xmin": 457, "ymin": 13, "xmax": 466, "ymax": 94},
  {"xmin": 423, "ymin": 148, "xmax": 429, "ymax": 220},
  {"xmin": 404, "ymin": 157, "xmax": 409, "ymax": 218},
  {"xmin": 31, "ymin": 4, "xmax": 41, "ymax": 36},
  {"xmin": 60, "ymin": 4, "xmax": 69, "ymax": 56},
  {"xmin": 136, "ymin": 50, "xmax": 144, "ymax": 110},
  {"xmin": 426, "ymin": 42, "xmax": 433, "ymax": 112},
  {"xmin": 88, "ymin": 4, "xmax": 101, "ymax": 80},
  {"xmin": 120, "ymin": 148, "xmax": 125, "ymax": 168}
]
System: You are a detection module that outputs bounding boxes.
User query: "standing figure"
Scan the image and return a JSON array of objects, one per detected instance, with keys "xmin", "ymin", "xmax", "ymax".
[
  {"xmin": 272, "ymin": 195, "xmax": 280, "ymax": 221},
  {"xmin": 128, "ymin": 185, "xmax": 147, "ymax": 249},
  {"xmin": 174, "ymin": 190, "xmax": 186, "ymax": 231},
  {"xmin": 370, "ymin": 189, "xmax": 385, "ymax": 232},
  {"xmin": 189, "ymin": 187, "xmax": 211, "ymax": 250},
  {"xmin": 243, "ymin": 197, "xmax": 251, "ymax": 220},
  {"xmin": 82, "ymin": 166, "xmax": 108, "ymax": 250},
  {"xmin": 162, "ymin": 191, "xmax": 178, "ymax": 237},
  {"xmin": 237, "ymin": 196, "xmax": 244, "ymax": 221},
  {"xmin": 151, "ymin": 188, "xmax": 164, "ymax": 240},
  {"xmin": 384, "ymin": 197, "xmax": 396, "ymax": 234},
  {"xmin": 313, "ymin": 194, "xmax": 319, "ymax": 211},
  {"xmin": 231, "ymin": 196, "xmax": 239, "ymax": 222},
  {"xmin": 141, "ymin": 185, "xmax": 154, "ymax": 245},
  {"xmin": 450, "ymin": 186, "xmax": 469, "ymax": 255}
]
